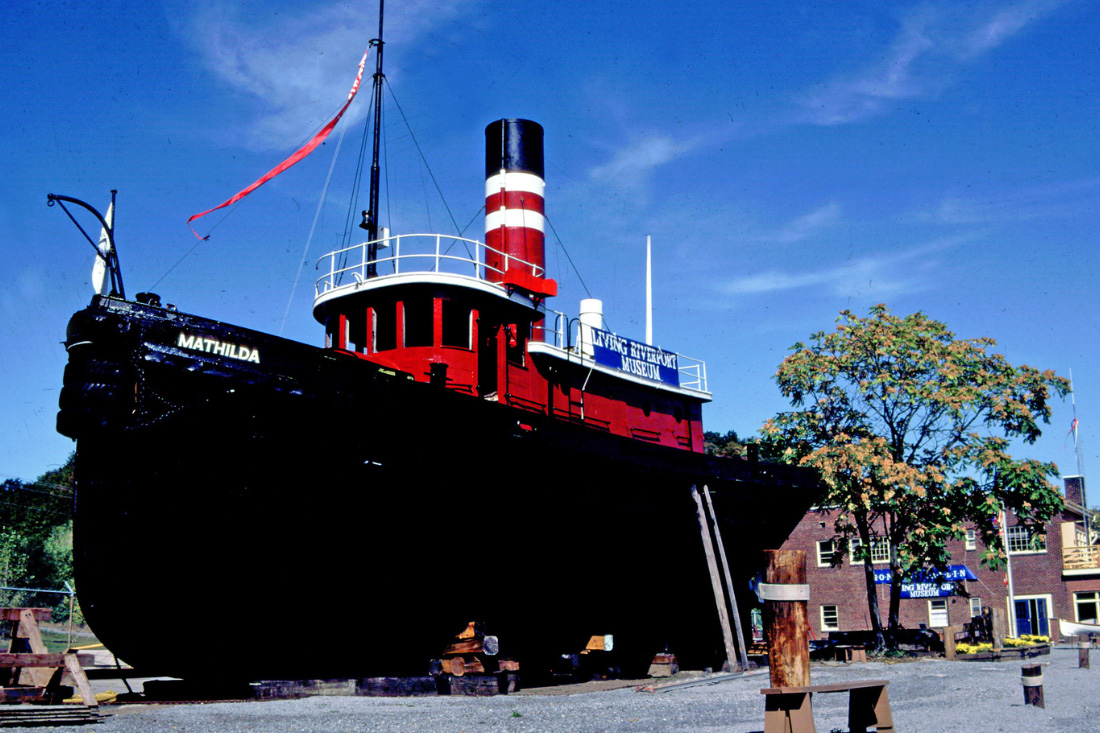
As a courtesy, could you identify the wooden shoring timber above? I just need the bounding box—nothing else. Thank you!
[703,485,749,672]
[690,485,739,673]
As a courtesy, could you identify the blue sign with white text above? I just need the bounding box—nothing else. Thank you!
[589,328,679,387]
[872,565,978,599]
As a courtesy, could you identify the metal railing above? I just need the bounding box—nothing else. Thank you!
[316,235,708,393]
[537,310,708,392]
[1063,545,1100,571]
[315,233,546,296]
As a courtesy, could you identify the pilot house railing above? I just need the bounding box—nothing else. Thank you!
[538,310,708,393]
[315,234,546,296]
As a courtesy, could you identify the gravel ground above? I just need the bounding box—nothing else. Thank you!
[42,647,1100,731]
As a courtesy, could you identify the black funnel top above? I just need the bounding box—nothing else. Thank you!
[486,119,544,179]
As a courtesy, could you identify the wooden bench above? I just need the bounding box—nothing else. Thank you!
[830,645,867,663]
[761,679,892,733]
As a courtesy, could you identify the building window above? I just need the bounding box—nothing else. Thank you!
[929,599,949,628]
[849,537,890,564]
[1006,526,1046,554]
[970,597,982,618]
[1076,591,1100,625]
[821,605,839,632]
[816,539,838,567]
[965,529,977,551]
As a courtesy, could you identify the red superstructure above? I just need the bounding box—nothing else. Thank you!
[313,119,710,452]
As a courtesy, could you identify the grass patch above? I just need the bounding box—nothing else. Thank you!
[38,628,99,653]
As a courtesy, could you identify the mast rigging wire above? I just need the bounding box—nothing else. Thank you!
[279,93,356,335]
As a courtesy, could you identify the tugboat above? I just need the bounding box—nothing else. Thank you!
[52,9,816,683]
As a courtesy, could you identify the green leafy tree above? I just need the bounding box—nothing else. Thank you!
[704,429,742,457]
[762,305,1068,649]
[0,454,78,621]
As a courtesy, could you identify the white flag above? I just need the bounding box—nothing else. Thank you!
[92,201,114,295]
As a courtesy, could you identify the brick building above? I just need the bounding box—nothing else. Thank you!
[777,477,1100,642]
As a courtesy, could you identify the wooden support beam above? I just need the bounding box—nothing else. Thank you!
[0,608,52,623]
[703,485,748,672]
[691,485,738,673]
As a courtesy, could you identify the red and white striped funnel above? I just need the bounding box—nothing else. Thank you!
[485,119,546,288]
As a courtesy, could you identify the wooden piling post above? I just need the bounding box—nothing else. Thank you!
[943,624,963,661]
[761,550,810,688]
[991,607,1007,651]
[1021,663,1044,708]
[1079,641,1090,670]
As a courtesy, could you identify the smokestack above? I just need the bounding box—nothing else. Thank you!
[485,119,545,283]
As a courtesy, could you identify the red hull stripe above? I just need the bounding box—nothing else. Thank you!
[485,191,545,215]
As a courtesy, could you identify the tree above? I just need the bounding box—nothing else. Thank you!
[0,454,78,622]
[704,429,742,458]
[762,305,1069,649]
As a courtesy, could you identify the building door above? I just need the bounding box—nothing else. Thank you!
[1014,597,1050,637]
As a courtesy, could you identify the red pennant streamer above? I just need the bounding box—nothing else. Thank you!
[188,48,371,239]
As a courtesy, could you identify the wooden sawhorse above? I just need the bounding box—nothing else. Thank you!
[1,608,97,708]
[761,679,893,733]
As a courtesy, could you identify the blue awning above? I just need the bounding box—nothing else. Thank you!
[872,565,978,598]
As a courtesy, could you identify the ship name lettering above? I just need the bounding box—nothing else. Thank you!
[177,332,261,364]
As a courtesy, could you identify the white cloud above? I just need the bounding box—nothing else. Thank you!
[183,0,478,150]
[960,1,1066,58]
[721,235,970,298]
[764,203,842,245]
[928,177,1100,225]
[588,135,701,184]
[796,2,1066,126]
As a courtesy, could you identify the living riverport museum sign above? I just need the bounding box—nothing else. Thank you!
[589,328,679,387]
[873,565,978,598]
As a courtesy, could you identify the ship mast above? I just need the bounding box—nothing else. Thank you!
[361,0,385,277]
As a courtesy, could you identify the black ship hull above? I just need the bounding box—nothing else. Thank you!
[59,296,815,681]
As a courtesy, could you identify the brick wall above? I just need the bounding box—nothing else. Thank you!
[777,504,1100,641]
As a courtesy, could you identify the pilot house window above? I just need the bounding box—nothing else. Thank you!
[403,299,433,348]
[373,302,396,352]
[441,299,472,348]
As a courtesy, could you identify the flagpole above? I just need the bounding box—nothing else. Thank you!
[1000,506,1017,637]
[1070,369,1090,545]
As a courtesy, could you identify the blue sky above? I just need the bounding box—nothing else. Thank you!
[2,0,1097,489]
